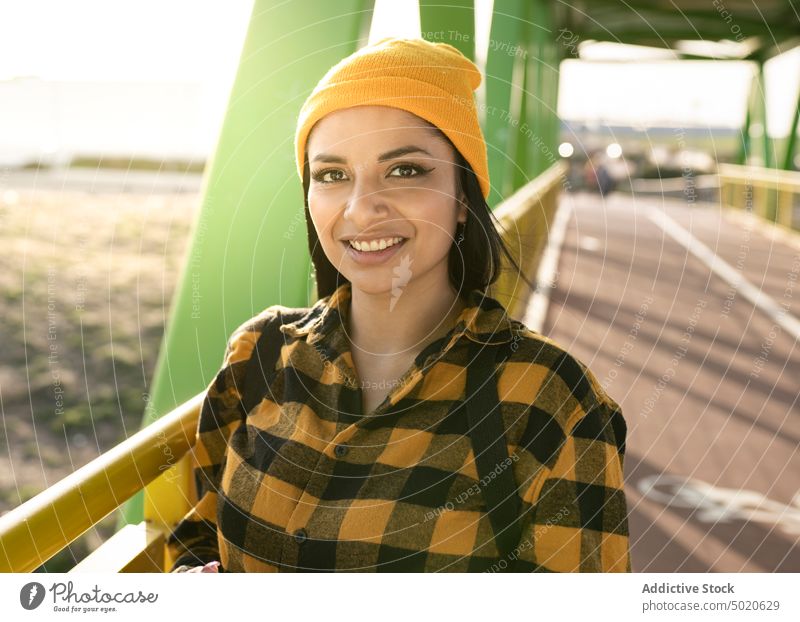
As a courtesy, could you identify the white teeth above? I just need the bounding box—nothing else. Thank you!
[349,237,404,252]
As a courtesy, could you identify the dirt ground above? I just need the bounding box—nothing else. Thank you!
[0,184,198,569]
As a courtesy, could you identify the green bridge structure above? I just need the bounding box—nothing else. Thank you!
[1,0,799,573]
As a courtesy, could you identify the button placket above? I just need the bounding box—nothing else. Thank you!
[281,448,337,560]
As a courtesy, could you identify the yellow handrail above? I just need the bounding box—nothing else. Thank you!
[717,163,800,230]
[490,160,567,319]
[0,392,204,573]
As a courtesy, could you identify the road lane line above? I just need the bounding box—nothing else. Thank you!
[646,205,800,342]
[523,198,573,332]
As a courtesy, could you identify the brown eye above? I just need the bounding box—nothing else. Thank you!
[388,163,430,178]
[312,169,348,184]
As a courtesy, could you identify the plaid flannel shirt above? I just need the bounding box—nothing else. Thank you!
[166,281,631,572]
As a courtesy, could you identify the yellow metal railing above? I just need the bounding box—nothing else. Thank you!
[490,160,567,319]
[0,392,204,573]
[718,163,800,231]
[0,164,567,573]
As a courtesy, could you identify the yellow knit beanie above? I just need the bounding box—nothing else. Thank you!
[294,36,490,199]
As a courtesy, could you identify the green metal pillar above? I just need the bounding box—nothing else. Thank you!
[536,0,561,177]
[484,0,527,207]
[783,79,800,170]
[511,50,531,191]
[544,9,563,174]
[757,60,774,169]
[419,0,475,60]
[739,60,773,169]
[118,0,373,529]
[737,88,752,165]
[521,0,560,182]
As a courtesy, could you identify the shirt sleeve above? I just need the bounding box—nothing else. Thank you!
[514,400,631,572]
[165,319,260,572]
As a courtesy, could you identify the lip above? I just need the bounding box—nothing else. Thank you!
[343,238,408,265]
[341,237,405,244]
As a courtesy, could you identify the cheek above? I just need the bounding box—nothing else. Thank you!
[413,204,459,247]
[308,198,338,241]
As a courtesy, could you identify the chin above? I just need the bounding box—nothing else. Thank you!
[347,277,397,296]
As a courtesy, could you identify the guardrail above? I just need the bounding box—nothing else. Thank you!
[0,164,568,573]
[717,163,800,231]
[489,160,568,320]
[0,392,204,572]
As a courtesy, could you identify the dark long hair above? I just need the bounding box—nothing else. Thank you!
[302,129,536,302]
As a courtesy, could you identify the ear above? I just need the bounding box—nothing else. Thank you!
[457,194,468,224]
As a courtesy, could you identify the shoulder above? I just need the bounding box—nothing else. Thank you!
[222,303,316,366]
[502,319,624,439]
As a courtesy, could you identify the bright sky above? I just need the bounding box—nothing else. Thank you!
[560,46,800,133]
[0,0,798,157]
[0,0,253,82]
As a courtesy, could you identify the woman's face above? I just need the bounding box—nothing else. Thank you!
[306,105,467,298]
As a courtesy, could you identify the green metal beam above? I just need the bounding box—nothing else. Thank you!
[744,36,800,62]
[117,0,373,530]
[757,60,773,169]
[543,2,562,177]
[530,8,546,176]
[563,1,798,43]
[738,88,752,165]
[571,0,792,23]
[524,0,560,180]
[491,0,561,194]
[739,61,771,168]
[569,28,798,46]
[484,0,527,207]
[419,0,475,60]
[783,77,800,170]
[574,50,754,62]
[512,51,530,191]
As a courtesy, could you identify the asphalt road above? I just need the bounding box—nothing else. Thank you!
[541,190,800,572]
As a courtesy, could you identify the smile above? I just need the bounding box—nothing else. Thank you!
[348,236,405,252]
[342,237,409,265]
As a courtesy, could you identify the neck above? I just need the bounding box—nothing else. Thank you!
[347,273,467,360]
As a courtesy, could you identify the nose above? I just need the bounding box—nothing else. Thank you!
[343,171,390,228]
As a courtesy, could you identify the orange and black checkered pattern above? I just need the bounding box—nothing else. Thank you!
[166,282,631,572]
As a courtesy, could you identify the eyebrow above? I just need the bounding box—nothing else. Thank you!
[310,145,433,165]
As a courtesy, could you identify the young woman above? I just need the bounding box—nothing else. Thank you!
[167,37,631,573]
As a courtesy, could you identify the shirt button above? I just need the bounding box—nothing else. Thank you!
[293,528,307,544]
[334,443,348,458]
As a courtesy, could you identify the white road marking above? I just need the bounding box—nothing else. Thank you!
[523,198,572,333]
[638,474,800,537]
[578,235,601,252]
[646,205,800,342]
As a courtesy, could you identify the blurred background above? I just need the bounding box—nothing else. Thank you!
[0,0,798,572]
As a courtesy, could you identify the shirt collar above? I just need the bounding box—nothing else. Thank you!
[278,281,515,350]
